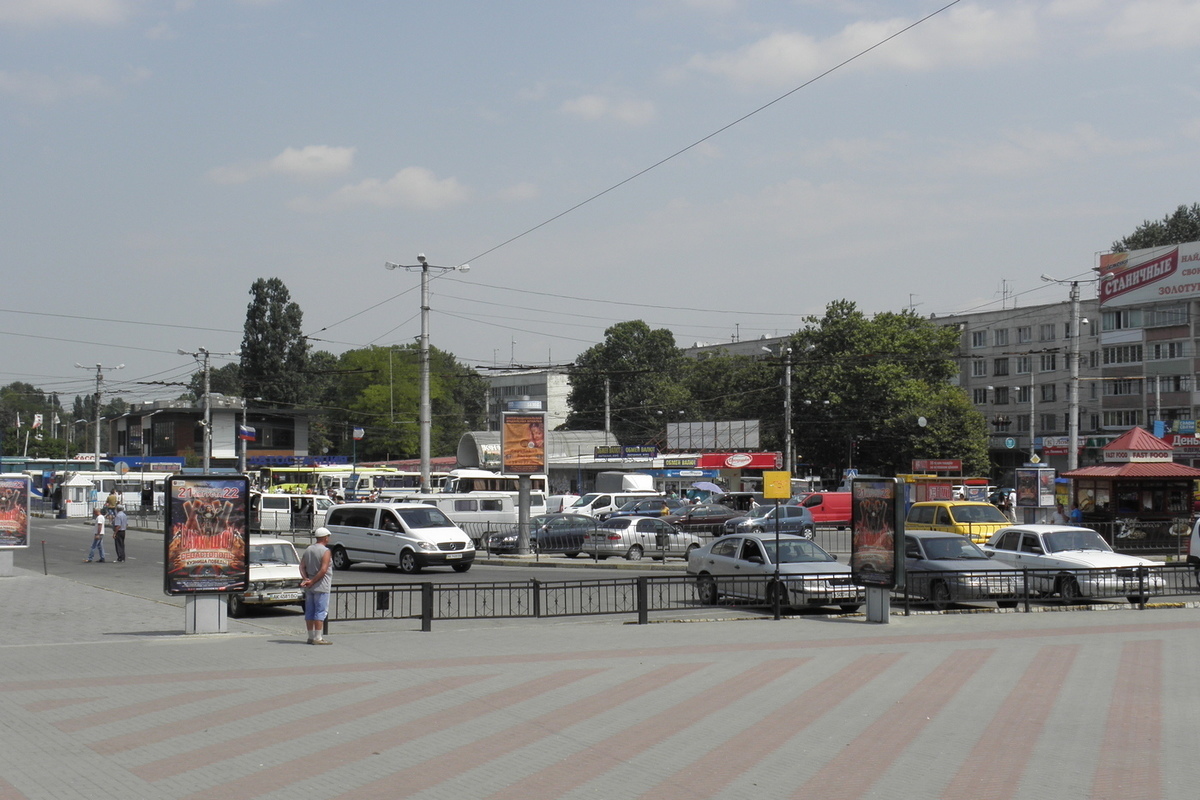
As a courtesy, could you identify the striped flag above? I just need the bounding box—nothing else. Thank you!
[353,427,365,440]
[238,425,257,441]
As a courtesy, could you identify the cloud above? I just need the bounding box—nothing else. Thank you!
[560,94,657,126]
[685,3,1038,88]
[1103,0,1200,48]
[326,166,472,210]
[208,145,356,185]
[938,124,1157,176]
[0,69,109,103]
[0,0,128,26]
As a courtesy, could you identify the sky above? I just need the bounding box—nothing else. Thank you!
[2,0,1199,409]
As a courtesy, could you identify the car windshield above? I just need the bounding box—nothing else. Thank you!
[1044,529,1111,553]
[920,537,988,560]
[600,518,631,529]
[766,539,834,564]
[572,494,601,508]
[948,505,1009,524]
[396,507,455,529]
[248,543,299,565]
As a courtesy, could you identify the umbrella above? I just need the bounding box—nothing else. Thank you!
[691,481,724,494]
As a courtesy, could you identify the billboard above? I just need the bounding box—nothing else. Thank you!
[163,475,249,596]
[501,413,546,474]
[667,420,760,451]
[0,474,30,549]
[1099,240,1200,307]
[1014,467,1055,508]
[850,478,903,590]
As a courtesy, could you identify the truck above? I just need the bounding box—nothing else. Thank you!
[594,471,655,493]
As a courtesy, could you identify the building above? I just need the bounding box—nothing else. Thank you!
[483,369,571,432]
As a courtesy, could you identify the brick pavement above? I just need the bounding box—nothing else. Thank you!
[2,566,1198,800]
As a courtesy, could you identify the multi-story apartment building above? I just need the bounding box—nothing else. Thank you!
[935,298,1103,477]
[483,368,571,432]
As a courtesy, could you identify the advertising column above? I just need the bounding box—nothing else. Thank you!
[164,475,250,633]
[502,407,546,556]
[850,477,904,624]
[0,474,31,578]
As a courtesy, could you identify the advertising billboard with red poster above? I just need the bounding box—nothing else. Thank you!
[696,452,782,470]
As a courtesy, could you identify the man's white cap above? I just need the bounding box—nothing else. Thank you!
[314,527,331,539]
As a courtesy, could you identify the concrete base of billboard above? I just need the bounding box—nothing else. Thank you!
[0,550,12,577]
[184,594,227,634]
[865,586,890,623]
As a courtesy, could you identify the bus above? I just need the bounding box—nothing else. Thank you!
[443,468,547,494]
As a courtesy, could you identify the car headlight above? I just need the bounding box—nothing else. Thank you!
[417,541,438,551]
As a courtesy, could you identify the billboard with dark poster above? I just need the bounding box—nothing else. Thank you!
[850,478,903,589]
[0,474,30,549]
[163,475,249,596]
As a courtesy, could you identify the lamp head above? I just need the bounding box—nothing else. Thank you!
[417,253,427,264]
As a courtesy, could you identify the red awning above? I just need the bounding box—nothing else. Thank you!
[1060,462,1200,479]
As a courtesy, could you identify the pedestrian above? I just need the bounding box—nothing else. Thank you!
[1069,502,1084,525]
[86,507,106,563]
[112,504,128,562]
[104,488,119,518]
[299,527,334,645]
[1053,502,1069,525]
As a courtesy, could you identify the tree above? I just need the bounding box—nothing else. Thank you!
[188,363,242,401]
[240,278,309,408]
[565,321,691,445]
[1112,203,1200,252]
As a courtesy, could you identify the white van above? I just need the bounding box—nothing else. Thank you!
[388,491,547,546]
[324,502,475,574]
[570,491,662,520]
[251,493,334,533]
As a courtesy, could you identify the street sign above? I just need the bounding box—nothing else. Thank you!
[1005,437,1016,449]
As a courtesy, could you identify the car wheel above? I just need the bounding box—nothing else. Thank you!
[696,575,720,605]
[563,551,581,559]
[452,563,472,573]
[625,545,644,561]
[1058,575,1082,603]
[997,600,1019,609]
[803,526,814,539]
[766,581,790,609]
[930,581,952,611]
[1126,595,1147,605]
[685,543,699,558]
[227,593,246,618]
[399,551,421,574]
[838,604,861,614]
[331,546,353,571]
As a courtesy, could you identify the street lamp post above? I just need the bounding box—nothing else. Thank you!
[762,345,793,474]
[75,362,124,468]
[385,255,470,492]
[179,348,239,473]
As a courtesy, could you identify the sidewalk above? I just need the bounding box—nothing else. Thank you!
[2,564,1197,800]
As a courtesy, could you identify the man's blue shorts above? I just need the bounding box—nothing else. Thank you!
[304,591,330,621]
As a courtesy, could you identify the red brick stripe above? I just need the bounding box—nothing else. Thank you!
[1092,640,1162,800]
[55,689,232,733]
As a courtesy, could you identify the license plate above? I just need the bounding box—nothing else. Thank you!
[445,553,462,559]
[265,592,301,601]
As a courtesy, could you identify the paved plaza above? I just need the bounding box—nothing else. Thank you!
[1,565,1197,800]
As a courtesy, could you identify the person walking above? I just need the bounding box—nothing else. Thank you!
[112,505,128,562]
[86,507,106,562]
[299,527,334,645]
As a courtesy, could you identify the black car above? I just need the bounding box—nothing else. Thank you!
[486,513,600,556]
[662,503,745,537]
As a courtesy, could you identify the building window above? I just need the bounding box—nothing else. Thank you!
[972,388,988,404]
[1102,345,1143,365]
[1039,413,1058,432]
[994,387,1011,404]
[1105,379,1143,396]
[1103,410,1144,428]
[1150,375,1192,392]
[1039,324,1056,342]
[971,330,987,348]
[1149,341,1186,360]
[1017,326,1032,343]
[992,358,1009,376]
[971,360,987,377]
[1016,414,1030,432]
[994,329,1009,346]
[1144,305,1188,328]
[1039,353,1057,372]
[1089,413,1101,432]
[1016,356,1031,374]
[1102,309,1142,331]
[1040,384,1056,402]
[1014,386,1030,403]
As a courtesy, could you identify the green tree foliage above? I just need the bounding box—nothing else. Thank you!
[684,353,777,447]
[1112,203,1200,252]
[790,301,988,479]
[240,278,309,408]
[188,362,243,401]
[565,321,691,445]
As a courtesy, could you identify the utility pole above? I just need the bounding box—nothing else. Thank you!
[1068,281,1081,471]
[75,362,124,468]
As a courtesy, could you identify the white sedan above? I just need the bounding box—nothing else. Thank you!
[980,525,1164,603]
[687,533,862,613]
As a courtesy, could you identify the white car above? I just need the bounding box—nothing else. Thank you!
[228,536,305,617]
[980,525,1164,603]
[687,533,862,612]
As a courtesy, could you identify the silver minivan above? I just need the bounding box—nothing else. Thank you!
[324,502,475,574]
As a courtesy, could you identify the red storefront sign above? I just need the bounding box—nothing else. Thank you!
[696,452,783,470]
[910,459,963,473]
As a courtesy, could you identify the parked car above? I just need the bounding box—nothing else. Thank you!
[486,513,599,556]
[793,491,853,528]
[903,530,1024,610]
[981,525,1164,603]
[324,502,475,574]
[227,536,304,618]
[662,503,745,537]
[724,504,815,538]
[687,533,861,612]
[604,497,687,520]
[905,501,1012,544]
[582,516,704,561]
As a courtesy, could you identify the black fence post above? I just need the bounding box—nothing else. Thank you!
[532,578,541,618]
[421,582,434,632]
[637,576,648,625]
[1022,569,1031,613]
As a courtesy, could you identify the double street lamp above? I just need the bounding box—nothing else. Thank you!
[385,255,470,492]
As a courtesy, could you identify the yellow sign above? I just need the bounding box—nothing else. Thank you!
[762,470,791,500]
